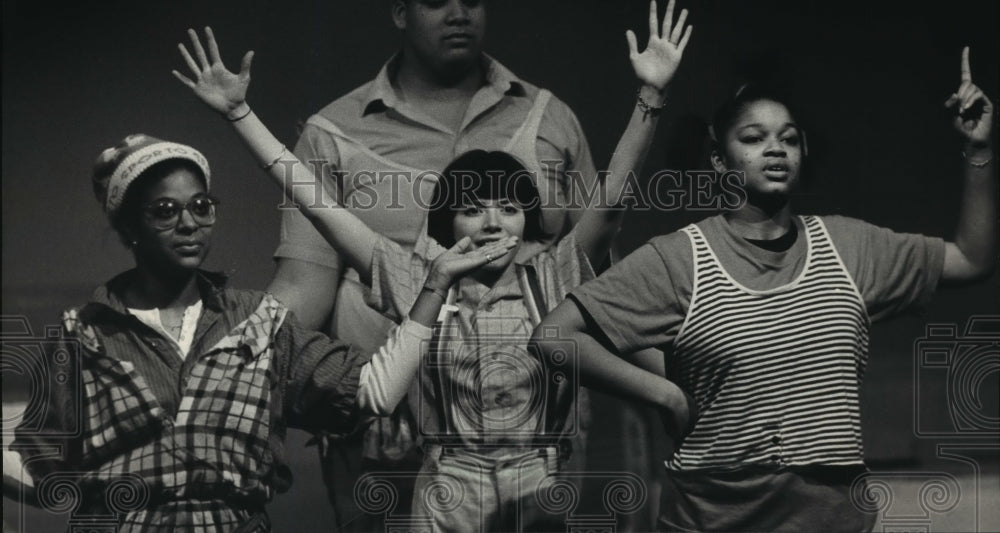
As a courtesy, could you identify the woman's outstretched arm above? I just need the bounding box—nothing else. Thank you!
[574,0,692,265]
[173,27,381,283]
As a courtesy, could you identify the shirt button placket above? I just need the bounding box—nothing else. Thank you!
[763,421,781,464]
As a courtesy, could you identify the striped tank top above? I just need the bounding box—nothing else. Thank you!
[669,216,871,471]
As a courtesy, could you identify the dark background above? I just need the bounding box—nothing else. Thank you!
[3,1,998,530]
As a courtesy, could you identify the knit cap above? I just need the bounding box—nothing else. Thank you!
[92,134,211,217]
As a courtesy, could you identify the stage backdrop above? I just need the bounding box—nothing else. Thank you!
[3,1,998,530]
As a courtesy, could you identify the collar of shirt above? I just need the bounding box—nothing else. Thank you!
[361,53,528,126]
[80,269,228,325]
[456,268,522,311]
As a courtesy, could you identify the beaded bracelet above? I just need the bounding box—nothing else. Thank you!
[636,88,666,116]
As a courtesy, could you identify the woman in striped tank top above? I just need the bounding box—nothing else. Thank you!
[535,48,995,531]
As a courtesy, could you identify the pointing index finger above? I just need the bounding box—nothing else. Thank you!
[960,46,972,83]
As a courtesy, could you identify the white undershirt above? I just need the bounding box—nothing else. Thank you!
[125,302,428,413]
[357,318,433,416]
[127,301,203,360]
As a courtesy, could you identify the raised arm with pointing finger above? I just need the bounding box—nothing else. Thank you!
[941,46,996,283]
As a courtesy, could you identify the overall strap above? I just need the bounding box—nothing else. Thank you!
[516,264,549,327]
[427,287,459,438]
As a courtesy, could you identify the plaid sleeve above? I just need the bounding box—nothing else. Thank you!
[367,234,429,322]
[278,313,373,436]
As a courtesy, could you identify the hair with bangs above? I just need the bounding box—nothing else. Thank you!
[427,150,550,247]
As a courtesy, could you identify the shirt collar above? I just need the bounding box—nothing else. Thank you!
[362,53,527,116]
[83,269,229,321]
[456,264,522,308]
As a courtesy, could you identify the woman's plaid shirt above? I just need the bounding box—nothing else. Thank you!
[12,270,371,530]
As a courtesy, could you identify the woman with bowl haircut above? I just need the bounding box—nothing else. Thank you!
[171,2,695,529]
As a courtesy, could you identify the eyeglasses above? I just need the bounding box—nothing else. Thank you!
[141,195,220,230]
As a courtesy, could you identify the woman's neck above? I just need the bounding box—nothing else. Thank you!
[725,200,795,240]
[125,265,200,310]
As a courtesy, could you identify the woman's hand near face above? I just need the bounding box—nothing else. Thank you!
[173,27,253,117]
[424,236,519,292]
[406,236,517,328]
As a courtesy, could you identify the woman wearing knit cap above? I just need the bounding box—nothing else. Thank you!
[9,134,502,531]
